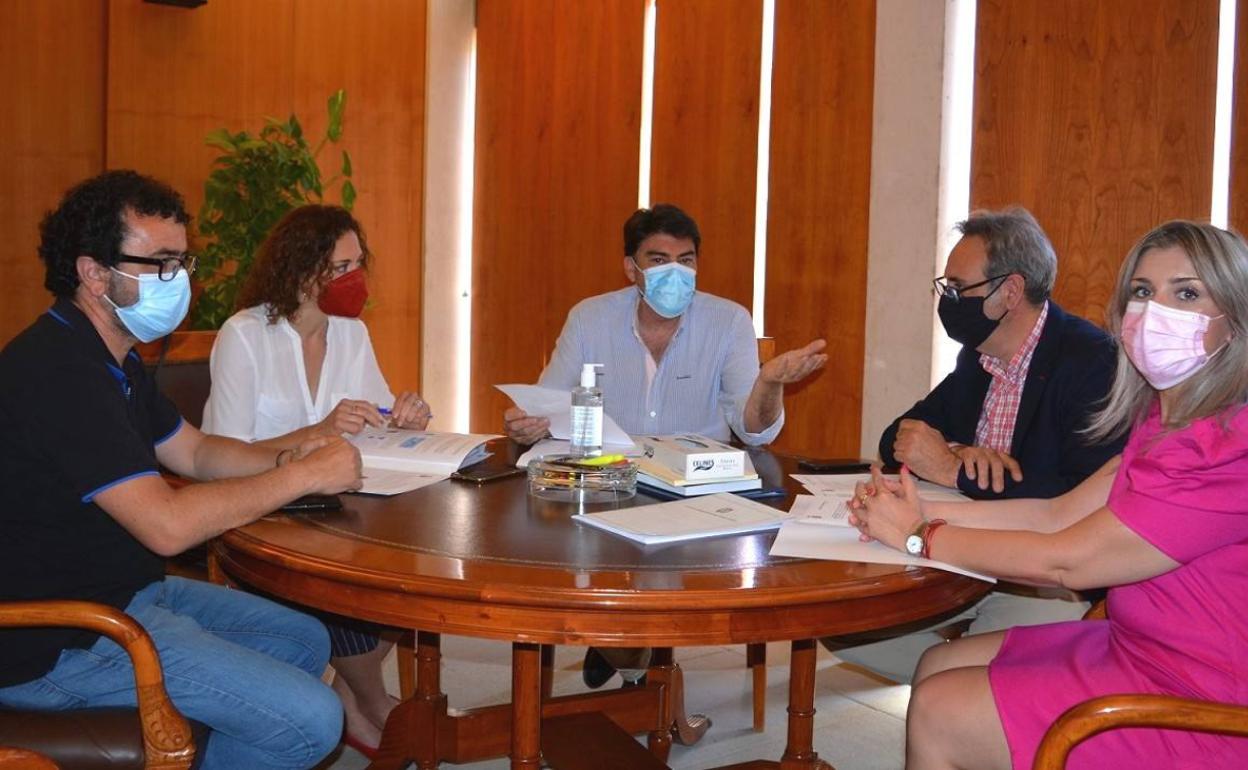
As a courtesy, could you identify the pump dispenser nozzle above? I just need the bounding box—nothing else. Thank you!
[580,363,603,388]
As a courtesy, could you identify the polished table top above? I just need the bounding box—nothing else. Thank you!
[216,447,988,646]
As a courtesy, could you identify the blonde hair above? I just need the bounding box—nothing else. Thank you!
[1086,221,1248,443]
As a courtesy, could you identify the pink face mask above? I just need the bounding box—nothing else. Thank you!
[1121,300,1225,390]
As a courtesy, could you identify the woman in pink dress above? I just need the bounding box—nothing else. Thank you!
[850,220,1248,769]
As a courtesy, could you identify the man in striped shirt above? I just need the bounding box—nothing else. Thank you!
[503,204,827,691]
[505,203,827,447]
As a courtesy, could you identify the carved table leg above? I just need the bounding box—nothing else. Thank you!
[646,647,711,759]
[780,639,832,770]
[747,641,767,731]
[374,631,446,770]
[646,647,675,761]
[540,644,555,700]
[397,629,416,701]
[512,642,543,770]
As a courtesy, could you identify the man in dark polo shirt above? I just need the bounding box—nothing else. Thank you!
[0,171,363,770]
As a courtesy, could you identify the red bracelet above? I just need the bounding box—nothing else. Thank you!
[922,518,947,559]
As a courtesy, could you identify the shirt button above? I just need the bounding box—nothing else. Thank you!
[649,411,657,418]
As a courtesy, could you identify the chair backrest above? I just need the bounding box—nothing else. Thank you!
[137,332,215,429]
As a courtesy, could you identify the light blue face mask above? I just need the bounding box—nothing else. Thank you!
[106,269,191,343]
[636,261,696,318]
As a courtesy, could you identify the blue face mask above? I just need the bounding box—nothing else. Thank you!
[106,269,191,343]
[636,261,696,318]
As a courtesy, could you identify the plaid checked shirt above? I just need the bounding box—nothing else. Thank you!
[974,301,1049,453]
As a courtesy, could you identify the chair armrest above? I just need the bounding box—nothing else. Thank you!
[1081,599,1107,620]
[1033,694,1248,770]
[0,601,195,769]
[0,747,59,769]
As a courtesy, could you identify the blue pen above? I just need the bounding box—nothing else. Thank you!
[378,406,435,420]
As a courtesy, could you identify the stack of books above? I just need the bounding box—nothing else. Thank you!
[635,434,762,496]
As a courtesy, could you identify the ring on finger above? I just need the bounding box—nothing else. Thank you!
[857,493,869,505]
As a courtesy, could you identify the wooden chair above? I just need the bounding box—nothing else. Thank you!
[0,601,197,770]
[1032,599,1248,769]
[0,747,59,769]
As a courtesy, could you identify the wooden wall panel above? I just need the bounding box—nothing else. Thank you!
[972,0,1219,326]
[0,0,107,347]
[1230,0,1248,234]
[764,0,875,457]
[291,0,427,392]
[106,0,425,390]
[649,0,762,308]
[471,0,644,433]
[105,0,298,220]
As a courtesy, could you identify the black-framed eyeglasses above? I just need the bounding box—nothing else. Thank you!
[117,254,198,281]
[931,273,1010,302]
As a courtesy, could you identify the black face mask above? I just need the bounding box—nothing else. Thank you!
[937,280,1008,350]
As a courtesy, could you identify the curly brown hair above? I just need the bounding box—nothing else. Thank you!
[237,204,371,323]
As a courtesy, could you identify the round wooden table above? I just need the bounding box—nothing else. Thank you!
[213,450,987,769]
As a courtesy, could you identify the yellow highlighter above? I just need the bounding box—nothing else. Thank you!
[575,454,626,466]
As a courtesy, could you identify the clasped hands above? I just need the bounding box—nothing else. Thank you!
[894,418,1022,493]
[846,466,924,551]
[277,434,364,493]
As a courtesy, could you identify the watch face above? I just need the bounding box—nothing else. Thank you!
[905,534,924,555]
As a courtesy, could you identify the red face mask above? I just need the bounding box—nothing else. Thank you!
[316,268,368,318]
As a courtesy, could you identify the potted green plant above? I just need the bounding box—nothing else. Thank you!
[189,89,356,330]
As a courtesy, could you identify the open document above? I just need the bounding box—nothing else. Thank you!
[789,472,969,525]
[769,520,994,583]
[348,427,500,495]
[496,384,633,446]
[575,493,794,545]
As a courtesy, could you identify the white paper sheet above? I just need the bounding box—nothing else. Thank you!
[354,468,447,496]
[576,493,795,545]
[790,473,971,504]
[788,494,854,526]
[496,383,633,446]
[769,521,995,582]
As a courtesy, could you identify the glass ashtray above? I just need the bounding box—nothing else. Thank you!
[527,454,638,503]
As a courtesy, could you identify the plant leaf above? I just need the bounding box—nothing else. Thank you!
[204,128,236,152]
[342,179,356,210]
[341,150,352,177]
[326,89,346,142]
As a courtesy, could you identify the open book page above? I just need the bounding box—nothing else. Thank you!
[769,521,995,583]
[355,467,447,496]
[575,493,794,545]
[496,384,632,446]
[349,428,500,476]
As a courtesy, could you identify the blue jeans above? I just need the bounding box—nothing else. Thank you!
[0,577,342,770]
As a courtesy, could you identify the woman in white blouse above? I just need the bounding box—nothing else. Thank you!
[203,204,428,756]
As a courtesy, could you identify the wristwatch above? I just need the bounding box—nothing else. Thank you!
[905,519,948,557]
[904,521,929,556]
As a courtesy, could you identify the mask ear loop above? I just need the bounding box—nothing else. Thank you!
[982,274,1014,323]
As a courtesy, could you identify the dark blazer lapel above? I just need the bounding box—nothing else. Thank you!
[1009,303,1063,457]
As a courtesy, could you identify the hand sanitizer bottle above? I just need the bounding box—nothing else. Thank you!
[570,363,604,457]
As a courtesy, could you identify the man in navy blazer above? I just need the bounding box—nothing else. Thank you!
[881,210,1123,499]
[833,208,1124,683]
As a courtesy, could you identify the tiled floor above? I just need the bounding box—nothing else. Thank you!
[322,638,909,769]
